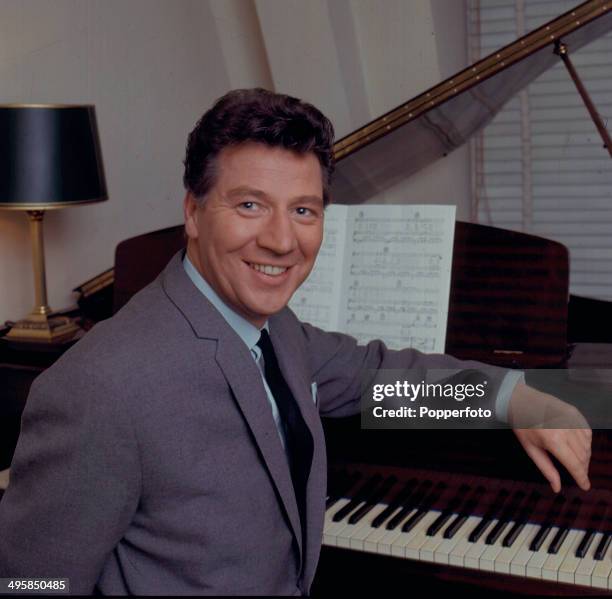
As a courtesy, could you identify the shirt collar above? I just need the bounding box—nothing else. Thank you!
[183,254,266,352]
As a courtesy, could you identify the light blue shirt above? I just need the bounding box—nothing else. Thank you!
[183,255,288,450]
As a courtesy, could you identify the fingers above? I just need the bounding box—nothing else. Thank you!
[510,388,593,492]
[514,427,593,492]
[519,439,562,493]
[549,430,591,491]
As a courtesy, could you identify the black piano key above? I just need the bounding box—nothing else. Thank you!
[371,479,418,528]
[485,519,510,545]
[576,530,596,558]
[426,484,470,537]
[485,490,526,545]
[401,509,427,533]
[348,475,397,525]
[332,474,383,522]
[531,525,553,551]
[503,490,541,548]
[470,518,494,543]
[548,497,582,554]
[443,486,485,539]
[401,481,446,533]
[594,533,612,561]
[530,494,566,551]
[444,515,468,539]
[576,500,608,559]
[386,480,432,530]
[426,511,454,537]
[502,523,525,547]
[386,505,414,530]
[326,470,362,510]
[548,528,569,555]
[468,488,510,543]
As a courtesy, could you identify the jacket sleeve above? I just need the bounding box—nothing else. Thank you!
[0,365,141,595]
[299,321,511,419]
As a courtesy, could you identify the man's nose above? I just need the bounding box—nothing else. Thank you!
[257,211,298,254]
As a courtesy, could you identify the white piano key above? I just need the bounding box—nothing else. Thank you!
[479,526,512,572]
[435,515,482,565]
[334,503,389,549]
[363,518,409,555]
[558,529,592,585]
[322,498,353,546]
[395,510,443,559]
[542,529,581,581]
[420,516,459,563]
[348,504,402,551]
[588,534,612,590]
[464,519,499,570]
[525,526,560,579]
[494,523,539,575]
[448,516,488,568]
[574,532,603,588]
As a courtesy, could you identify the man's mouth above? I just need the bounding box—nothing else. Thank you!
[247,262,289,277]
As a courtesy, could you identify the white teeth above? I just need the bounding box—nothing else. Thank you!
[249,263,288,276]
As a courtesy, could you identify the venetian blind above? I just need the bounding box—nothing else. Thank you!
[468,0,612,300]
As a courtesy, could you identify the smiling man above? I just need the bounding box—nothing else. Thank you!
[0,89,591,596]
[183,142,325,326]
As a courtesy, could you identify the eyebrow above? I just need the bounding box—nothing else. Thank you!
[226,186,323,205]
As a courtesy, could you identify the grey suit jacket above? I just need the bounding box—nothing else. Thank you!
[0,252,506,595]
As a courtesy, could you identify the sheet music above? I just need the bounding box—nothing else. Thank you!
[290,204,455,352]
[342,205,455,351]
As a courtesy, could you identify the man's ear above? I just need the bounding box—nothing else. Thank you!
[184,192,200,240]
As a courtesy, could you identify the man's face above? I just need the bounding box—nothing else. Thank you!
[184,142,325,328]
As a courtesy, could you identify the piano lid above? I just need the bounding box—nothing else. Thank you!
[331,0,612,205]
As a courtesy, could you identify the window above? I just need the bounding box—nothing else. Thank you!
[468,0,612,300]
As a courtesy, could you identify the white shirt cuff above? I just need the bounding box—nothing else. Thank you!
[495,370,526,422]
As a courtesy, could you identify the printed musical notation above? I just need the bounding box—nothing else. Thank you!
[289,204,455,352]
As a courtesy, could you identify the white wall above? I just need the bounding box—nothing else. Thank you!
[0,0,469,325]
[256,0,470,213]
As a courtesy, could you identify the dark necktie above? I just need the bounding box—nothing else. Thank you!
[257,329,313,528]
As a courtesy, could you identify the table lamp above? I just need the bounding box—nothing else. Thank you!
[0,105,107,343]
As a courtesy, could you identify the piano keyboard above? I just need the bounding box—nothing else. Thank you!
[323,466,612,591]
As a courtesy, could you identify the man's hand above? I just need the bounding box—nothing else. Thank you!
[508,382,592,493]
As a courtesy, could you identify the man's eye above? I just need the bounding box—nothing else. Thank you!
[296,207,313,216]
[239,201,257,210]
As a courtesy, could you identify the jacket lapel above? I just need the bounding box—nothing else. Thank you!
[214,337,304,557]
[160,252,304,559]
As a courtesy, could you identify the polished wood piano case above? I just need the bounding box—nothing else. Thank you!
[311,1,612,594]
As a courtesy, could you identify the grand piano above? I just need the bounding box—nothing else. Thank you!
[3,0,612,595]
[311,0,612,595]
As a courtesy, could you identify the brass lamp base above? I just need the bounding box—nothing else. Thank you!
[5,312,80,343]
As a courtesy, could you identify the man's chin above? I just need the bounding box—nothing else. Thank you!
[246,298,292,322]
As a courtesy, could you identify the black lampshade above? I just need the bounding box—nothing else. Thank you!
[0,105,107,209]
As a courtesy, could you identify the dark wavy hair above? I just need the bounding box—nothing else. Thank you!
[183,88,335,205]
